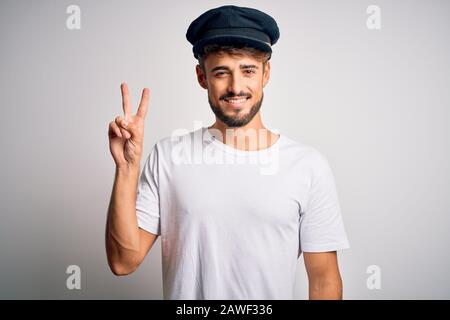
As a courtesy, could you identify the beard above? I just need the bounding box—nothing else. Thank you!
[208,91,264,128]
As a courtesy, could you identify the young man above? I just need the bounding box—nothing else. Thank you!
[106,5,350,300]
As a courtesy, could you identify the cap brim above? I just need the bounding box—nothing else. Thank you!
[193,35,272,59]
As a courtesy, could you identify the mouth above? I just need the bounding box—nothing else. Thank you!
[223,97,250,108]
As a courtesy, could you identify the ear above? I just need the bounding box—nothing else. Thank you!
[196,65,208,89]
[262,61,271,88]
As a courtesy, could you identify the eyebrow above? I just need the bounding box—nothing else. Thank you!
[210,64,259,73]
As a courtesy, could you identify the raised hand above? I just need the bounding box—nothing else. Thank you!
[108,83,149,169]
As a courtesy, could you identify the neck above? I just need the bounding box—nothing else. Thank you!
[208,114,280,151]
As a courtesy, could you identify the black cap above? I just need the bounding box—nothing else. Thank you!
[186,5,280,60]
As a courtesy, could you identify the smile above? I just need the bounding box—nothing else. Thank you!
[224,97,249,106]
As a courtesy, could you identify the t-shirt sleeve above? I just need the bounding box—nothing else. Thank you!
[299,151,350,253]
[135,143,161,235]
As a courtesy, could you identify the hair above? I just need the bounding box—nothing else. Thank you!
[197,44,271,75]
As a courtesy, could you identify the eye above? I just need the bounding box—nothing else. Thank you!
[245,70,256,74]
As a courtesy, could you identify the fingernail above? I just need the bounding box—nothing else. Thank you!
[123,121,128,127]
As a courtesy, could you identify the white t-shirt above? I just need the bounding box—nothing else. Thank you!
[136,126,350,300]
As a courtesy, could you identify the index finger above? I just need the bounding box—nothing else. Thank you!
[121,82,132,120]
[136,88,150,119]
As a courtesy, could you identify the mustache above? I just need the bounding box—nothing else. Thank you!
[221,93,251,100]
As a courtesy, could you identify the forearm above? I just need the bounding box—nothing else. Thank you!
[308,277,343,300]
[105,165,141,273]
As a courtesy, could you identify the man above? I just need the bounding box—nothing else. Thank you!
[106,5,350,300]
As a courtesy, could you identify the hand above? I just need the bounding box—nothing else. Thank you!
[108,83,149,170]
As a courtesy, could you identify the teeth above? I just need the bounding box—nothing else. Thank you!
[225,98,247,103]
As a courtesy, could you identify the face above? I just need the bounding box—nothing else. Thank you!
[196,52,270,128]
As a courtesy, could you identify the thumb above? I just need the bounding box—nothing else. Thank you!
[121,120,142,143]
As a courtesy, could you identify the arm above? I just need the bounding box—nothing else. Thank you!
[105,166,158,276]
[303,251,344,300]
[105,83,157,276]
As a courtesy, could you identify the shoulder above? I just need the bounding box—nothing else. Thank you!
[144,128,201,161]
[155,127,200,150]
[283,136,329,167]
[281,134,332,174]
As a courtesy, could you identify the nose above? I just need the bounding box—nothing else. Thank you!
[227,73,244,96]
